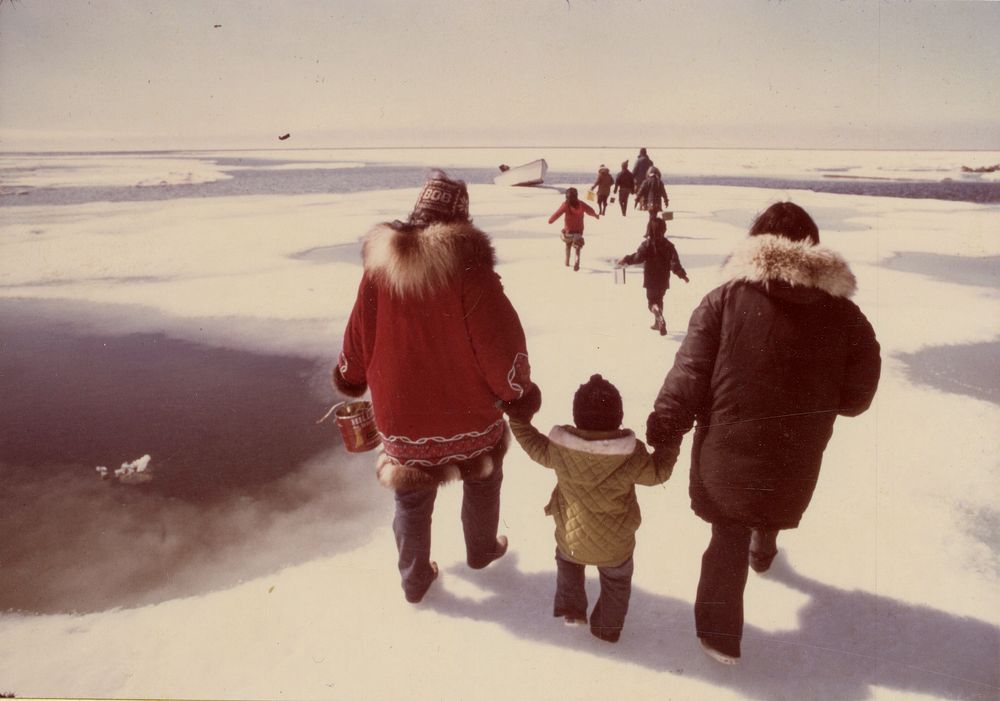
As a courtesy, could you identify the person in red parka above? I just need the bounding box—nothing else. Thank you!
[333,170,540,604]
[645,202,881,664]
[548,187,599,271]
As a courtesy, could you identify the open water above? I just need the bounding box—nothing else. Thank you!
[3,152,1000,207]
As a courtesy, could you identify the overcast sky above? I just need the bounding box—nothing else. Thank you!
[1,0,998,151]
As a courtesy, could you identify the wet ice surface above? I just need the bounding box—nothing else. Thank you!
[897,339,1000,405]
[0,306,384,614]
[882,251,1000,289]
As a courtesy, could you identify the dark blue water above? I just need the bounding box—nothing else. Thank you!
[3,157,999,207]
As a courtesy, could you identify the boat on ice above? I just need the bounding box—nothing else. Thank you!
[494,159,548,187]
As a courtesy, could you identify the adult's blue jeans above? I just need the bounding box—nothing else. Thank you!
[392,451,504,602]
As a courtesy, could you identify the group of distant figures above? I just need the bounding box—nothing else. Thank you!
[587,147,667,218]
[546,148,687,336]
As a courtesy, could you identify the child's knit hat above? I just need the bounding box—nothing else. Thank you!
[572,374,624,431]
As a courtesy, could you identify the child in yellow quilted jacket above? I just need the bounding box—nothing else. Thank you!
[501,374,677,642]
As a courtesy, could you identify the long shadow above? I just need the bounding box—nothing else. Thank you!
[427,555,998,700]
[0,308,386,614]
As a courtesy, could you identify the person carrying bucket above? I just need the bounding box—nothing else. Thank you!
[333,169,539,604]
[548,187,599,271]
[617,213,689,335]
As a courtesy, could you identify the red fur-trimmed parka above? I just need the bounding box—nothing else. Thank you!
[335,220,532,471]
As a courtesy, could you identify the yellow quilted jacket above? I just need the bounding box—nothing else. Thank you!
[510,418,676,566]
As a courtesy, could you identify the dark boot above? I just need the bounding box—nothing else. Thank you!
[651,305,666,335]
[749,529,779,573]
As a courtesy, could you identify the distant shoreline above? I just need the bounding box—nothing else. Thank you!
[5,166,998,206]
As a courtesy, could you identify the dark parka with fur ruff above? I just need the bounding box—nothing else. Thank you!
[647,235,881,529]
[336,221,531,488]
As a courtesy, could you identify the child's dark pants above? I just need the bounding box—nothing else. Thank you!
[554,548,634,642]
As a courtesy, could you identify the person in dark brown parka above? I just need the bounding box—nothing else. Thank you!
[645,201,881,664]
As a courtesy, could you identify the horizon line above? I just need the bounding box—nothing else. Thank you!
[2,144,999,155]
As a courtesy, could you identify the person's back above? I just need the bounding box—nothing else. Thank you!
[617,216,689,335]
[633,148,652,182]
[614,161,635,215]
[335,170,533,604]
[636,168,668,215]
[549,187,599,270]
[504,374,676,643]
[346,220,524,467]
[615,163,634,192]
[645,201,880,663]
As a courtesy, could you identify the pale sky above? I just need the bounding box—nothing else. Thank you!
[1,0,998,151]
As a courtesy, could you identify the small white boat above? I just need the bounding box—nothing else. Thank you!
[494,159,548,187]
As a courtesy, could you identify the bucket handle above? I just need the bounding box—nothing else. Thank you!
[316,401,345,425]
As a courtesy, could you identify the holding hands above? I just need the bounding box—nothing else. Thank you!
[500,383,542,422]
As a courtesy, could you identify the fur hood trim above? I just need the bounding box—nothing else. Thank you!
[548,425,637,456]
[722,234,857,299]
[362,221,496,298]
[375,425,510,492]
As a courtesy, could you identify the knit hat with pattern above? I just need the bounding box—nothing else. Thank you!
[409,170,470,226]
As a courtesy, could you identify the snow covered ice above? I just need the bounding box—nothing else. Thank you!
[0,148,998,700]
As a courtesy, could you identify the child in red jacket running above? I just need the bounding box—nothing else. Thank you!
[549,188,599,271]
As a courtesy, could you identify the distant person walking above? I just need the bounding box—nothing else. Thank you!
[613,161,635,216]
[503,374,676,643]
[333,170,536,604]
[549,187,599,272]
[590,165,614,216]
[632,148,653,185]
[645,202,881,665]
[635,167,669,220]
[617,214,688,335]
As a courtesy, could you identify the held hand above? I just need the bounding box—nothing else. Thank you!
[500,383,542,422]
[646,411,678,449]
[617,258,627,267]
[682,275,690,283]
[332,366,368,398]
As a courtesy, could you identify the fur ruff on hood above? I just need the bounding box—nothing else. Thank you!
[548,426,636,456]
[375,425,510,492]
[722,234,857,299]
[362,221,497,298]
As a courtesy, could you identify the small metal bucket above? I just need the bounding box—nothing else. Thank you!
[329,400,381,452]
[614,266,627,285]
